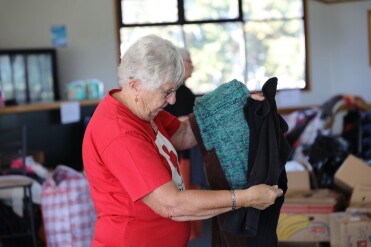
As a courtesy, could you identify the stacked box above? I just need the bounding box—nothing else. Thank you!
[277,189,344,242]
[330,212,371,247]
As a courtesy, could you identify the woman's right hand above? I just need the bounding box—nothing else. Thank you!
[240,184,283,210]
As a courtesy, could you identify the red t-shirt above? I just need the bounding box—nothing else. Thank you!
[83,89,190,247]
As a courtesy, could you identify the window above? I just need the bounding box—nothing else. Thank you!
[116,0,308,95]
[0,49,59,105]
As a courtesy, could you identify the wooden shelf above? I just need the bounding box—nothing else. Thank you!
[0,99,100,115]
[0,99,314,116]
[314,0,366,3]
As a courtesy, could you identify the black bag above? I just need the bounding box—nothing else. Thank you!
[308,132,349,188]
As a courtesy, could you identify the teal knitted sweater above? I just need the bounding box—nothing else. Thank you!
[193,79,250,189]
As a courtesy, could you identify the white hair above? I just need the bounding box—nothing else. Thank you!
[117,34,184,89]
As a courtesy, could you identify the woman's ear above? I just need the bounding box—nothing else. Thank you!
[128,79,141,94]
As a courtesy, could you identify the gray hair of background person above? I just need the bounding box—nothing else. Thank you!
[117,34,185,89]
[177,47,191,61]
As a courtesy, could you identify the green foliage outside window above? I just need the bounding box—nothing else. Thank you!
[118,0,307,95]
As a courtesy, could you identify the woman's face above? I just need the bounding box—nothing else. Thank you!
[138,82,179,121]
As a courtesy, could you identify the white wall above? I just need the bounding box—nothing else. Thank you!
[294,0,333,107]
[297,0,371,107]
[0,0,370,106]
[327,1,371,100]
[0,0,118,99]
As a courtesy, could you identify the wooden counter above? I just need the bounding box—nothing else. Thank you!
[0,99,100,115]
[0,100,313,170]
[0,98,315,116]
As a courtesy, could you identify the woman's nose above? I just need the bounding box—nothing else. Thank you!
[166,92,177,105]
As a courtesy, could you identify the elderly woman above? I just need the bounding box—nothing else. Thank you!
[82,34,283,247]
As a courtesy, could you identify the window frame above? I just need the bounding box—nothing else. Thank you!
[115,0,311,93]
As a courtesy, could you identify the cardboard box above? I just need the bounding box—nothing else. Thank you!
[28,150,45,164]
[283,189,343,206]
[346,203,371,214]
[286,170,311,195]
[277,189,343,242]
[350,184,371,205]
[345,184,371,214]
[330,212,371,247]
[334,155,371,193]
[279,242,327,247]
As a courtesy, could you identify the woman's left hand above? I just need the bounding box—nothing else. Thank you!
[251,92,265,101]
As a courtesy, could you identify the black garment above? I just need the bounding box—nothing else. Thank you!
[165,84,195,159]
[222,77,292,246]
[165,84,195,117]
[361,111,371,159]
[188,77,292,247]
[320,94,343,120]
[341,108,362,155]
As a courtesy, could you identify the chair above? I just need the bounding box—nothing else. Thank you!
[0,126,37,247]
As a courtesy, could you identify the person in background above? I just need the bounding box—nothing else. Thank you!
[82,34,284,247]
[165,48,195,118]
[165,47,204,240]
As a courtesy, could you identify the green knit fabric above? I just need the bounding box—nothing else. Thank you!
[193,79,250,189]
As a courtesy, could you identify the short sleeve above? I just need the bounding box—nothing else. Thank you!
[156,110,180,138]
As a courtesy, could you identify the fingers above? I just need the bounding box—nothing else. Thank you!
[250,92,265,101]
[271,185,283,197]
[248,184,283,210]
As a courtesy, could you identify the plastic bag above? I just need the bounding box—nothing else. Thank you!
[40,165,96,247]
